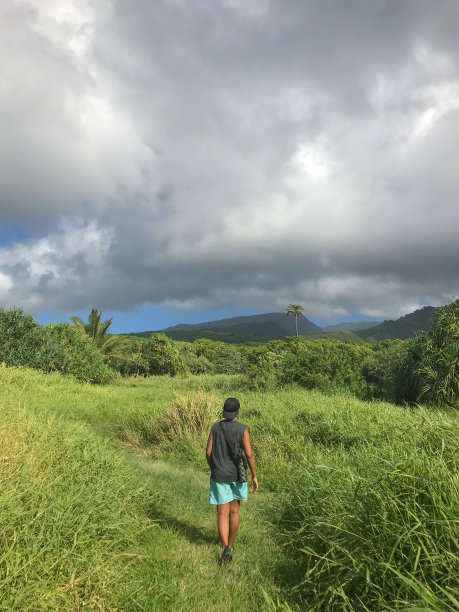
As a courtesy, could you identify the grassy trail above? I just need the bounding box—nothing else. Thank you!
[2,369,457,610]
[119,453,294,611]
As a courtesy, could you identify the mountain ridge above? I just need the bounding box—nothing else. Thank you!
[125,306,436,343]
[355,306,435,341]
[164,312,322,336]
[322,321,383,333]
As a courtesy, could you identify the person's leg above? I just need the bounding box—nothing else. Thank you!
[216,503,230,548]
[228,499,240,550]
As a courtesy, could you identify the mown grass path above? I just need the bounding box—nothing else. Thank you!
[120,454,295,611]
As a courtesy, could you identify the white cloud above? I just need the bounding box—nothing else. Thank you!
[0,272,13,299]
[0,222,114,312]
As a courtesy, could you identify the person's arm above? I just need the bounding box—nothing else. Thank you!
[242,428,258,492]
[206,429,213,468]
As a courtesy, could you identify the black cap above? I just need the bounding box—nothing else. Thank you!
[222,397,240,419]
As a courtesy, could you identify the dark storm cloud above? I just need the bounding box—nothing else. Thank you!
[0,0,458,320]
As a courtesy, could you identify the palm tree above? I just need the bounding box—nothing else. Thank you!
[285,304,306,337]
[71,308,127,360]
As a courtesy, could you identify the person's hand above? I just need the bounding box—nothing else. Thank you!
[251,477,258,493]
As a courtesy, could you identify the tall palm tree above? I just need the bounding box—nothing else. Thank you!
[285,304,306,337]
[71,308,127,359]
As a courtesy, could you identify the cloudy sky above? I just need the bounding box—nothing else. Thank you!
[1,0,458,332]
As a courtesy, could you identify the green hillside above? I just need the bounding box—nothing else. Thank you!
[356,306,436,341]
[164,312,322,336]
[322,320,382,332]
[126,307,436,344]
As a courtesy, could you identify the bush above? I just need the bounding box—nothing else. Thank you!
[242,349,282,390]
[243,360,277,390]
[0,308,65,372]
[192,339,249,374]
[362,340,408,400]
[178,343,214,374]
[389,336,424,404]
[389,299,459,407]
[213,344,249,374]
[141,333,187,376]
[48,323,113,384]
[416,299,458,407]
[111,337,149,377]
[280,340,373,398]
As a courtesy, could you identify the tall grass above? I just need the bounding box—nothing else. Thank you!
[1,366,457,610]
[0,402,152,610]
[154,390,220,442]
[275,440,459,610]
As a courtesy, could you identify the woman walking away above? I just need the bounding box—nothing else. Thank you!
[206,397,258,565]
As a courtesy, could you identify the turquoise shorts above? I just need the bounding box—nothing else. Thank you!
[209,479,248,505]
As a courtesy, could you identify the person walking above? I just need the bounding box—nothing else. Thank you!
[206,397,258,565]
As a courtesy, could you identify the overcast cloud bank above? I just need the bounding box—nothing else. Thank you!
[1,0,458,321]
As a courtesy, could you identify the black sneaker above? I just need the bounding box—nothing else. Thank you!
[220,546,232,565]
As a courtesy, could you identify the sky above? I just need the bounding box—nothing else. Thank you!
[1,0,458,333]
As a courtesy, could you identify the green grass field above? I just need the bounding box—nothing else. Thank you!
[0,366,457,611]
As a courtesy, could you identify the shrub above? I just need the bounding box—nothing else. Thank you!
[242,349,282,390]
[192,339,249,374]
[362,340,408,400]
[112,337,149,377]
[389,299,459,407]
[213,344,249,374]
[0,308,65,372]
[280,340,372,397]
[48,323,112,384]
[141,333,188,376]
[389,336,424,404]
[416,299,458,407]
[178,343,214,374]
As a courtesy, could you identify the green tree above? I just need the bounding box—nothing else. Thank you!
[70,308,127,361]
[285,304,306,337]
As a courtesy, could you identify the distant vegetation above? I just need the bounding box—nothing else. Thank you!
[159,310,323,338]
[128,305,434,344]
[322,320,383,333]
[0,299,457,407]
[355,305,436,341]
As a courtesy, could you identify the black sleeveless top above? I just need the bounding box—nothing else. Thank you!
[210,420,247,482]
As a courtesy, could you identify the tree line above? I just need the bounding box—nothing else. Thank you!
[0,300,457,407]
